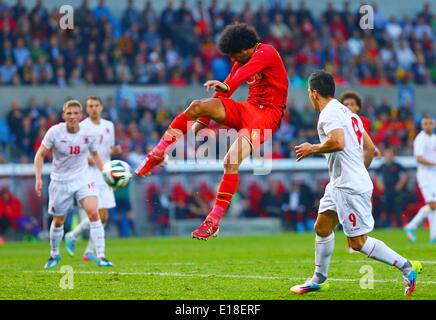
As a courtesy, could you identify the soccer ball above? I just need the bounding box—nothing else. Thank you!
[102,160,132,189]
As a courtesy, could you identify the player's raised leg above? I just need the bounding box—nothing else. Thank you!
[404,202,436,243]
[45,215,65,269]
[349,234,422,296]
[290,210,338,294]
[135,98,226,176]
[80,196,112,267]
[192,136,252,240]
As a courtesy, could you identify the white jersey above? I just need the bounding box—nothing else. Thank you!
[80,117,115,185]
[42,123,98,182]
[413,131,436,187]
[317,99,373,194]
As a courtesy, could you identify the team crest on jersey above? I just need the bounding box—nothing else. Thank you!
[246,73,263,85]
[106,128,110,134]
[83,137,89,144]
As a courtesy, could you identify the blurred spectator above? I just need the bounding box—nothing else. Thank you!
[0,57,18,84]
[260,180,287,223]
[0,186,41,241]
[113,183,135,237]
[282,180,316,231]
[374,148,411,227]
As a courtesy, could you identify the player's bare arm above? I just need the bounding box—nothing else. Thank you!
[415,155,436,167]
[34,145,50,197]
[295,128,345,161]
[362,131,376,169]
[396,171,411,191]
[204,80,229,93]
[110,145,123,154]
[90,150,105,171]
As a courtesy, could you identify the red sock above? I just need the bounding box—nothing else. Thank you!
[155,113,193,154]
[207,173,239,224]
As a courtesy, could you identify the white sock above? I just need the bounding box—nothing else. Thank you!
[429,211,436,241]
[360,236,411,275]
[406,205,431,229]
[311,232,335,283]
[85,222,106,255]
[70,218,90,241]
[50,222,64,257]
[90,220,105,259]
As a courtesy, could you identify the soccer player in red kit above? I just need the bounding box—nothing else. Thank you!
[135,23,288,240]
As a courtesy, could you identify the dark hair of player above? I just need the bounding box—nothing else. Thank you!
[308,70,335,98]
[86,96,103,105]
[422,114,434,121]
[218,23,260,55]
[339,90,362,112]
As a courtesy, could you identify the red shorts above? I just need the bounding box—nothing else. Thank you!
[218,97,283,148]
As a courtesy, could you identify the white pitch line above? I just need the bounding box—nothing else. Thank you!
[23,270,436,285]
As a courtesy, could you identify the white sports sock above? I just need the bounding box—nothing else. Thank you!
[84,222,105,255]
[360,236,410,275]
[50,222,64,257]
[406,205,431,229]
[84,238,94,255]
[429,211,436,241]
[311,232,335,283]
[90,220,105,259]
[70,218,90,241]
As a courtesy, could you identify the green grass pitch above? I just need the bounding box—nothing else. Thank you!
[0,229,434,300]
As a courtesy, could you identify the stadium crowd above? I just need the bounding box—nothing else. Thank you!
[0,93,427,165]
[0,0,434,86]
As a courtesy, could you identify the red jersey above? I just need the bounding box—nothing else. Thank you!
[359,115,371,134]
[214,43,288,112]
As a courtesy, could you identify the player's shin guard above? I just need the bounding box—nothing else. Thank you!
[155,113,193,155]
[50,222,64,257]
[311,232,335,284]
[360,236,409,274]
[90,220,105,259]
[206,173,239,224]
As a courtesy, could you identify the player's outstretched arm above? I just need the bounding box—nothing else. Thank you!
[34,145,49,197]
[295,128,345,161]
[90,150,104,171]
[362,131,376,169]
[204,80,229,93]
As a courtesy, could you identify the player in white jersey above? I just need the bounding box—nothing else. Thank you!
[34,100,113,268]
[65,96,122,262]
[290,70,421,296]
[404,116,436,243]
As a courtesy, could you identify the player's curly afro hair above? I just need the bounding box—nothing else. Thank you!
[218,23,260,55]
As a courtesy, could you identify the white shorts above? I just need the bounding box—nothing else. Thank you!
[418,184,436,203]
[318,183,374,237]
[48,179,98,216]
[97,183,116,209]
